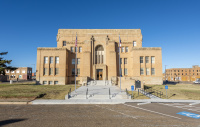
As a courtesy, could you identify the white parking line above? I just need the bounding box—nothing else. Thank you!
[123,103,181,120]
[158,103,200,113]
[95,105,137,119]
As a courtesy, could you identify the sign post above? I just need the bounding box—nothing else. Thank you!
[131,85,134,99]
[165,85,168,99]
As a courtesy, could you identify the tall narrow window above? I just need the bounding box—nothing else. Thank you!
[44,57,48,64]
[146,68,150,75]
[49,68,53,75]
[49,81,53,85]
[151,56,155,63]
[124,68,128,75]
[151,68,155,75]
[124,58,127,64]
[72,59,75,64]
[133,41,137,46]
[44,68,48,75]
[77,58,80,64]
[120,58,122,64]
[55,68,59,75]
[55,57,59,64]
[54,81,58,85]
[75,47,77,52]
[145,56,149,63]
[50,57,53,64]
[121,47,124,52]
[79,47,82,52]
[63,41,66,46]
[77,68,80,75]
[140,68,144,75]
[125,47,128,52]
[71,47,74,52]
[72,68,75,75]
[140,56,143,63]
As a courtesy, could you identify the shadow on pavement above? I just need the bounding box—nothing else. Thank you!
[0,118,27,126]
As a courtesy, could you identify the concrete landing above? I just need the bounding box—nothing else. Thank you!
[65,85,129,100]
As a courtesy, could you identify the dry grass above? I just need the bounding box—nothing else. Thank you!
[128,91,150,99]
[0,83,79,100]
[147,83,200,100]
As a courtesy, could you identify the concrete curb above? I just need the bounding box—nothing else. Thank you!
[0,101,32,105]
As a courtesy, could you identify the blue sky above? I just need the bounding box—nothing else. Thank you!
[0,0,199,72]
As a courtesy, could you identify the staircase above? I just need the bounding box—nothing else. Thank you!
[65,82,130,100]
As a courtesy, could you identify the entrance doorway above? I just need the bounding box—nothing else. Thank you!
[97,69,103,80]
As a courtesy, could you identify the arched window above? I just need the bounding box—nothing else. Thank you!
[95,45,104,64]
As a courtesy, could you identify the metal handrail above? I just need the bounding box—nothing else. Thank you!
[109,88,111,99]
[86,88,88,99]
[68,88,71,99]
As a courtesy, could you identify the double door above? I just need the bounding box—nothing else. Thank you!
[97,69,103,80]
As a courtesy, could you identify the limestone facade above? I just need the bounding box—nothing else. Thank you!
[36,29,162,89]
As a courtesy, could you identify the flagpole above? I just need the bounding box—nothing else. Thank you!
[75,33,77,92]
[119,34,121,92]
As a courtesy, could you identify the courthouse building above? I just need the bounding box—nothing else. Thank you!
[36,29,162,89]
[165,65,200,82]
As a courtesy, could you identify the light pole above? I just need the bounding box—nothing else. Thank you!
[31,64,35,74]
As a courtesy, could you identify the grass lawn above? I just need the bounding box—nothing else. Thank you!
[146,83,200,100]
[0,83,79,100]
[128,91,150,99]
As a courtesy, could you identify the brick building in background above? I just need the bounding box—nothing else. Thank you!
[36,29,162,89]
[165,65,200,82]
[5,67,32,80]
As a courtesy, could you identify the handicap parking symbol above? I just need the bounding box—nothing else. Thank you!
[177,111,200,119]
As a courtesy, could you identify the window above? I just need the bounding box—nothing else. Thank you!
[77,58,80,64]
[133,41,137,46]
[49,81,53,85]
[120,58,122,64]
[11,70,15,73]
[55,68,59,75]
[54,81,58,85]
[121,47,124,52]
[124,68,128,75]
[43,81,47,85]
[140,56,143,63]
[44,57,48,64]
[145,56,149,63]
[77,68,80,75]
[75,47,77,52]
[22,70,25,73]
[146,68,150,75]
[124,58,127,64]
[6,70,9,73]
[49,68,53,75]
[151,56,155,63]
[79,47,82,52]
[182,73,183,75]
[151,68,155,75]
[50,57,53,64]
[55,57,59,64]
[186,73,187,75]
[72,59,75,64]
[140,68,144,75]
[71,47,74,52]
[72,68,75,75]
[16,70,19,73]
[44,68,48,75]
[125,47,128,52]
[63,41,66,46]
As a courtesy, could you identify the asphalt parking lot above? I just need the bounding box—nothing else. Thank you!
[0,103,200,127]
